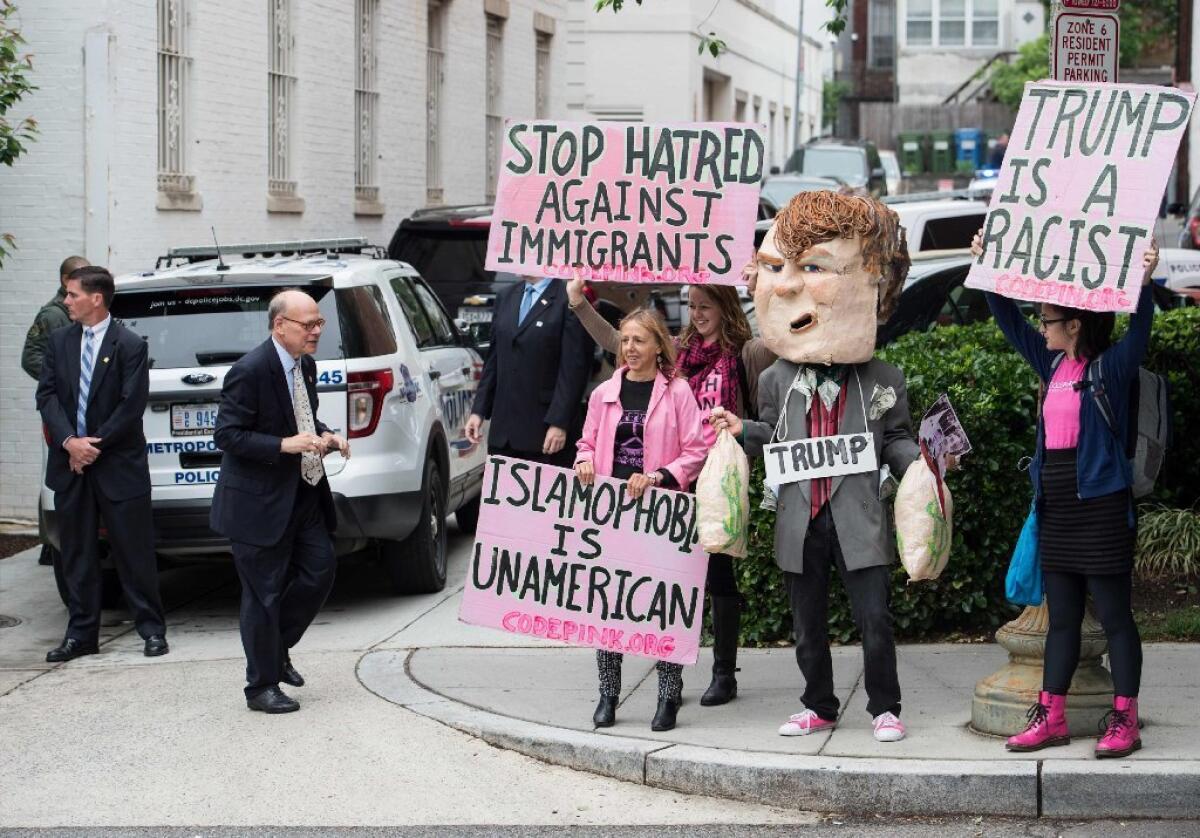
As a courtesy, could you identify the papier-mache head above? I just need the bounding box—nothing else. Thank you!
[751,191,909,365]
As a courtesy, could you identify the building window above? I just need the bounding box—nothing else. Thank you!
[535,32,551,120]
[427,0,445,204]
[939,0,966,46]
[869,0,896,68]
[972,0,999,46]
[485,14,504,201]
[783,106,792,151]
[157,0,192,193]
[906,0,933,46]
[269,0,296,197]
[355,0,380,205]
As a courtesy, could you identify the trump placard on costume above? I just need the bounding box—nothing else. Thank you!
[966,81,1195,312]
[485,120,764,286]
[459,457,709,665]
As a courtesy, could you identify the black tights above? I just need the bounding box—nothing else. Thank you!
[1043,570,1142,698]
[706,553,740,598]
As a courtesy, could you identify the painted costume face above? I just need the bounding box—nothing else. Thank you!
[753,191,908,365]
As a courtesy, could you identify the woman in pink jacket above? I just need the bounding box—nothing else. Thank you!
[575,308,711,732]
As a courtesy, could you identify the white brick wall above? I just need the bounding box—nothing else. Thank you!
[0,0,567,519]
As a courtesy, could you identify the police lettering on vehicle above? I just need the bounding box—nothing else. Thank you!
[174,469,221,484]
[440,389,474,430]
[147,440,219,454]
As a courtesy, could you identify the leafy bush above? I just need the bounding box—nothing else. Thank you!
[732,309,1200,644]
[1135,504,1200,579]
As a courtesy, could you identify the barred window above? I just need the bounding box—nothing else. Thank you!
[485,14,504,202]
[157,0,193,193]
[269,0,296,196]
[426,1,445,204]
[355,0,380,203]
[535,32,551,120]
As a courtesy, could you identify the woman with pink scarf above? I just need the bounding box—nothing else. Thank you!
[568,277,774,709]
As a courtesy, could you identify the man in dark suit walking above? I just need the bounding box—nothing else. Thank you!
[36,266,168,662]
[465,276,592,466]
[210,289,349,714]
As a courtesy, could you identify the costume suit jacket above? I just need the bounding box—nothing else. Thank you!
[210,339,335,548]
[471,279,593,453]
[742,358,920,573]
[36,320,151,501]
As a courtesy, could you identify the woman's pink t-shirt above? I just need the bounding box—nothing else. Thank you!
[1043,357,1087,450]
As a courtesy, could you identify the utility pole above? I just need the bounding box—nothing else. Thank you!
[793,0,805,148]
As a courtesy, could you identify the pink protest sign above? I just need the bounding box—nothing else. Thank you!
[966,81,1195,313]
[485,120,765,285]
[459,456,709,665]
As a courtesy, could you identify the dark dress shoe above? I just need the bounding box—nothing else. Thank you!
[593,696,618,728]
[46,638,99,663]
[281,659,304,687]
[246,686,299,714]
[651,698,680,732]
[700,672,738,706]
[144,635,169,657]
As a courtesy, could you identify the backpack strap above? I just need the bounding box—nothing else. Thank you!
[1088,353,1118,436]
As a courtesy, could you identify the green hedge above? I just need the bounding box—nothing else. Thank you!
[730,307,1200,645]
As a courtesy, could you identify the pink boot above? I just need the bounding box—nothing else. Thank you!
[1006,691,1070,752]
[1095,696,1141,758]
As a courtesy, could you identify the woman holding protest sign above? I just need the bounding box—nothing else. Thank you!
[971,229,1158,759]
[574,308,711,732]
[568,276,773,708]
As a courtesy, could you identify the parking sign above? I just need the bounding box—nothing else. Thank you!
[1052,11,1119,83]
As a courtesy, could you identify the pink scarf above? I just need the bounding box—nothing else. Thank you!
[675,336,742,416]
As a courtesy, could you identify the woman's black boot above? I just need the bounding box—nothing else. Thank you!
[651,698,680,731]
[593,696,618,728]
[701,595,741,706]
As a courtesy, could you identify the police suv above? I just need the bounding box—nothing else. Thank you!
[40,238,485,598]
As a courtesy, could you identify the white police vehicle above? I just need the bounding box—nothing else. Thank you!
[40,238,485,597]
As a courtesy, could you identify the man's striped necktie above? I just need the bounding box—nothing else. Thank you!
[76,327,95,438]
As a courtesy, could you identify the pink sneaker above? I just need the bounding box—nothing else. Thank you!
[1006,691,1070,752]
[872,711,906,742]
[1095,696,1141,759]
[778,709,836,736]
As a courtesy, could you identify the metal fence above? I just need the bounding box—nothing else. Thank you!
[855,102,1016,151]
[355,0,379,203]
[269,0,296,196]
[157,0,193,193]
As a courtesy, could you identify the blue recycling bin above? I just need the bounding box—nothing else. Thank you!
[955,128,985,173]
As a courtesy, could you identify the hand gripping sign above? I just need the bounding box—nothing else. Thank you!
[485,121,765,286]
[459,457,710,665]
[966,81,1195,313]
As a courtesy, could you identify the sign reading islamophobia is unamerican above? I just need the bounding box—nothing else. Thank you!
[485,121,765,286]
[966,81,1195,313]
[459,457,710,665]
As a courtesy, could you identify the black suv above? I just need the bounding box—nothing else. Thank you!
[388,205,682,348]
[783,139,888,198]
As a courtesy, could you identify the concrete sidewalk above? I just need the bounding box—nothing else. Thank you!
[358,642,1200,820]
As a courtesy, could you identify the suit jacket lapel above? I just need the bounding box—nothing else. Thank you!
[831,364,869,499]
[85,322,120,407]
[64,324,83,407]
[776,369,812,505]
[514,280,556,339]
[264,339,299,435]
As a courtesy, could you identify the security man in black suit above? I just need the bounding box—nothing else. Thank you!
[465,276,593,466]
[210,289,349,714]
[36,266,168,662]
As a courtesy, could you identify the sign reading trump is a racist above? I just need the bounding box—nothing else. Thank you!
[459,457,710,665]
[966,81,1195,313]
[485,121,765,286]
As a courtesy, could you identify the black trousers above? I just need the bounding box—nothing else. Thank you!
[488,444,578,469]
[231,482,336,697]
[783,505,901,720]
[57,476,165,642]
[1043,570,1143,697]
[705,552,740,598]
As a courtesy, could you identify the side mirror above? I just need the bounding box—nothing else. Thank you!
[1167,202,1187,216]
[769,166,781,175]
[872,167,886,179]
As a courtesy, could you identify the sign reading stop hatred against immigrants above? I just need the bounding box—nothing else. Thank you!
[459,457,709,665]
[485,121,765,286]
[966,81,1195,313]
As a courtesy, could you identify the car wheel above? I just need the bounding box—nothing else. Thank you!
[455,495,481,534]
[382,458,448,594]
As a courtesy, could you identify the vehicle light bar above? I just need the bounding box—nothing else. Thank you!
[165,238,371,259]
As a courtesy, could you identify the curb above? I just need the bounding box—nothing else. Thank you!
[357,649,1071,817]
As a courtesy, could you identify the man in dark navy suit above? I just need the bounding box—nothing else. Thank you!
[36,266,168,662]
[465,275,592,466]
[210,289,349,714]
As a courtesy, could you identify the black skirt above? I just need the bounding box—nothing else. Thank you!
[1039,448,1134,575]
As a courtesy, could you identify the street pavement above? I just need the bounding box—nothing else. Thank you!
[2,526,1199,831]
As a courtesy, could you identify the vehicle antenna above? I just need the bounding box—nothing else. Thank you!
[212,226,229,272]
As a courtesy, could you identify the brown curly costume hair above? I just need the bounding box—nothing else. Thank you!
[771,191,910,324]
